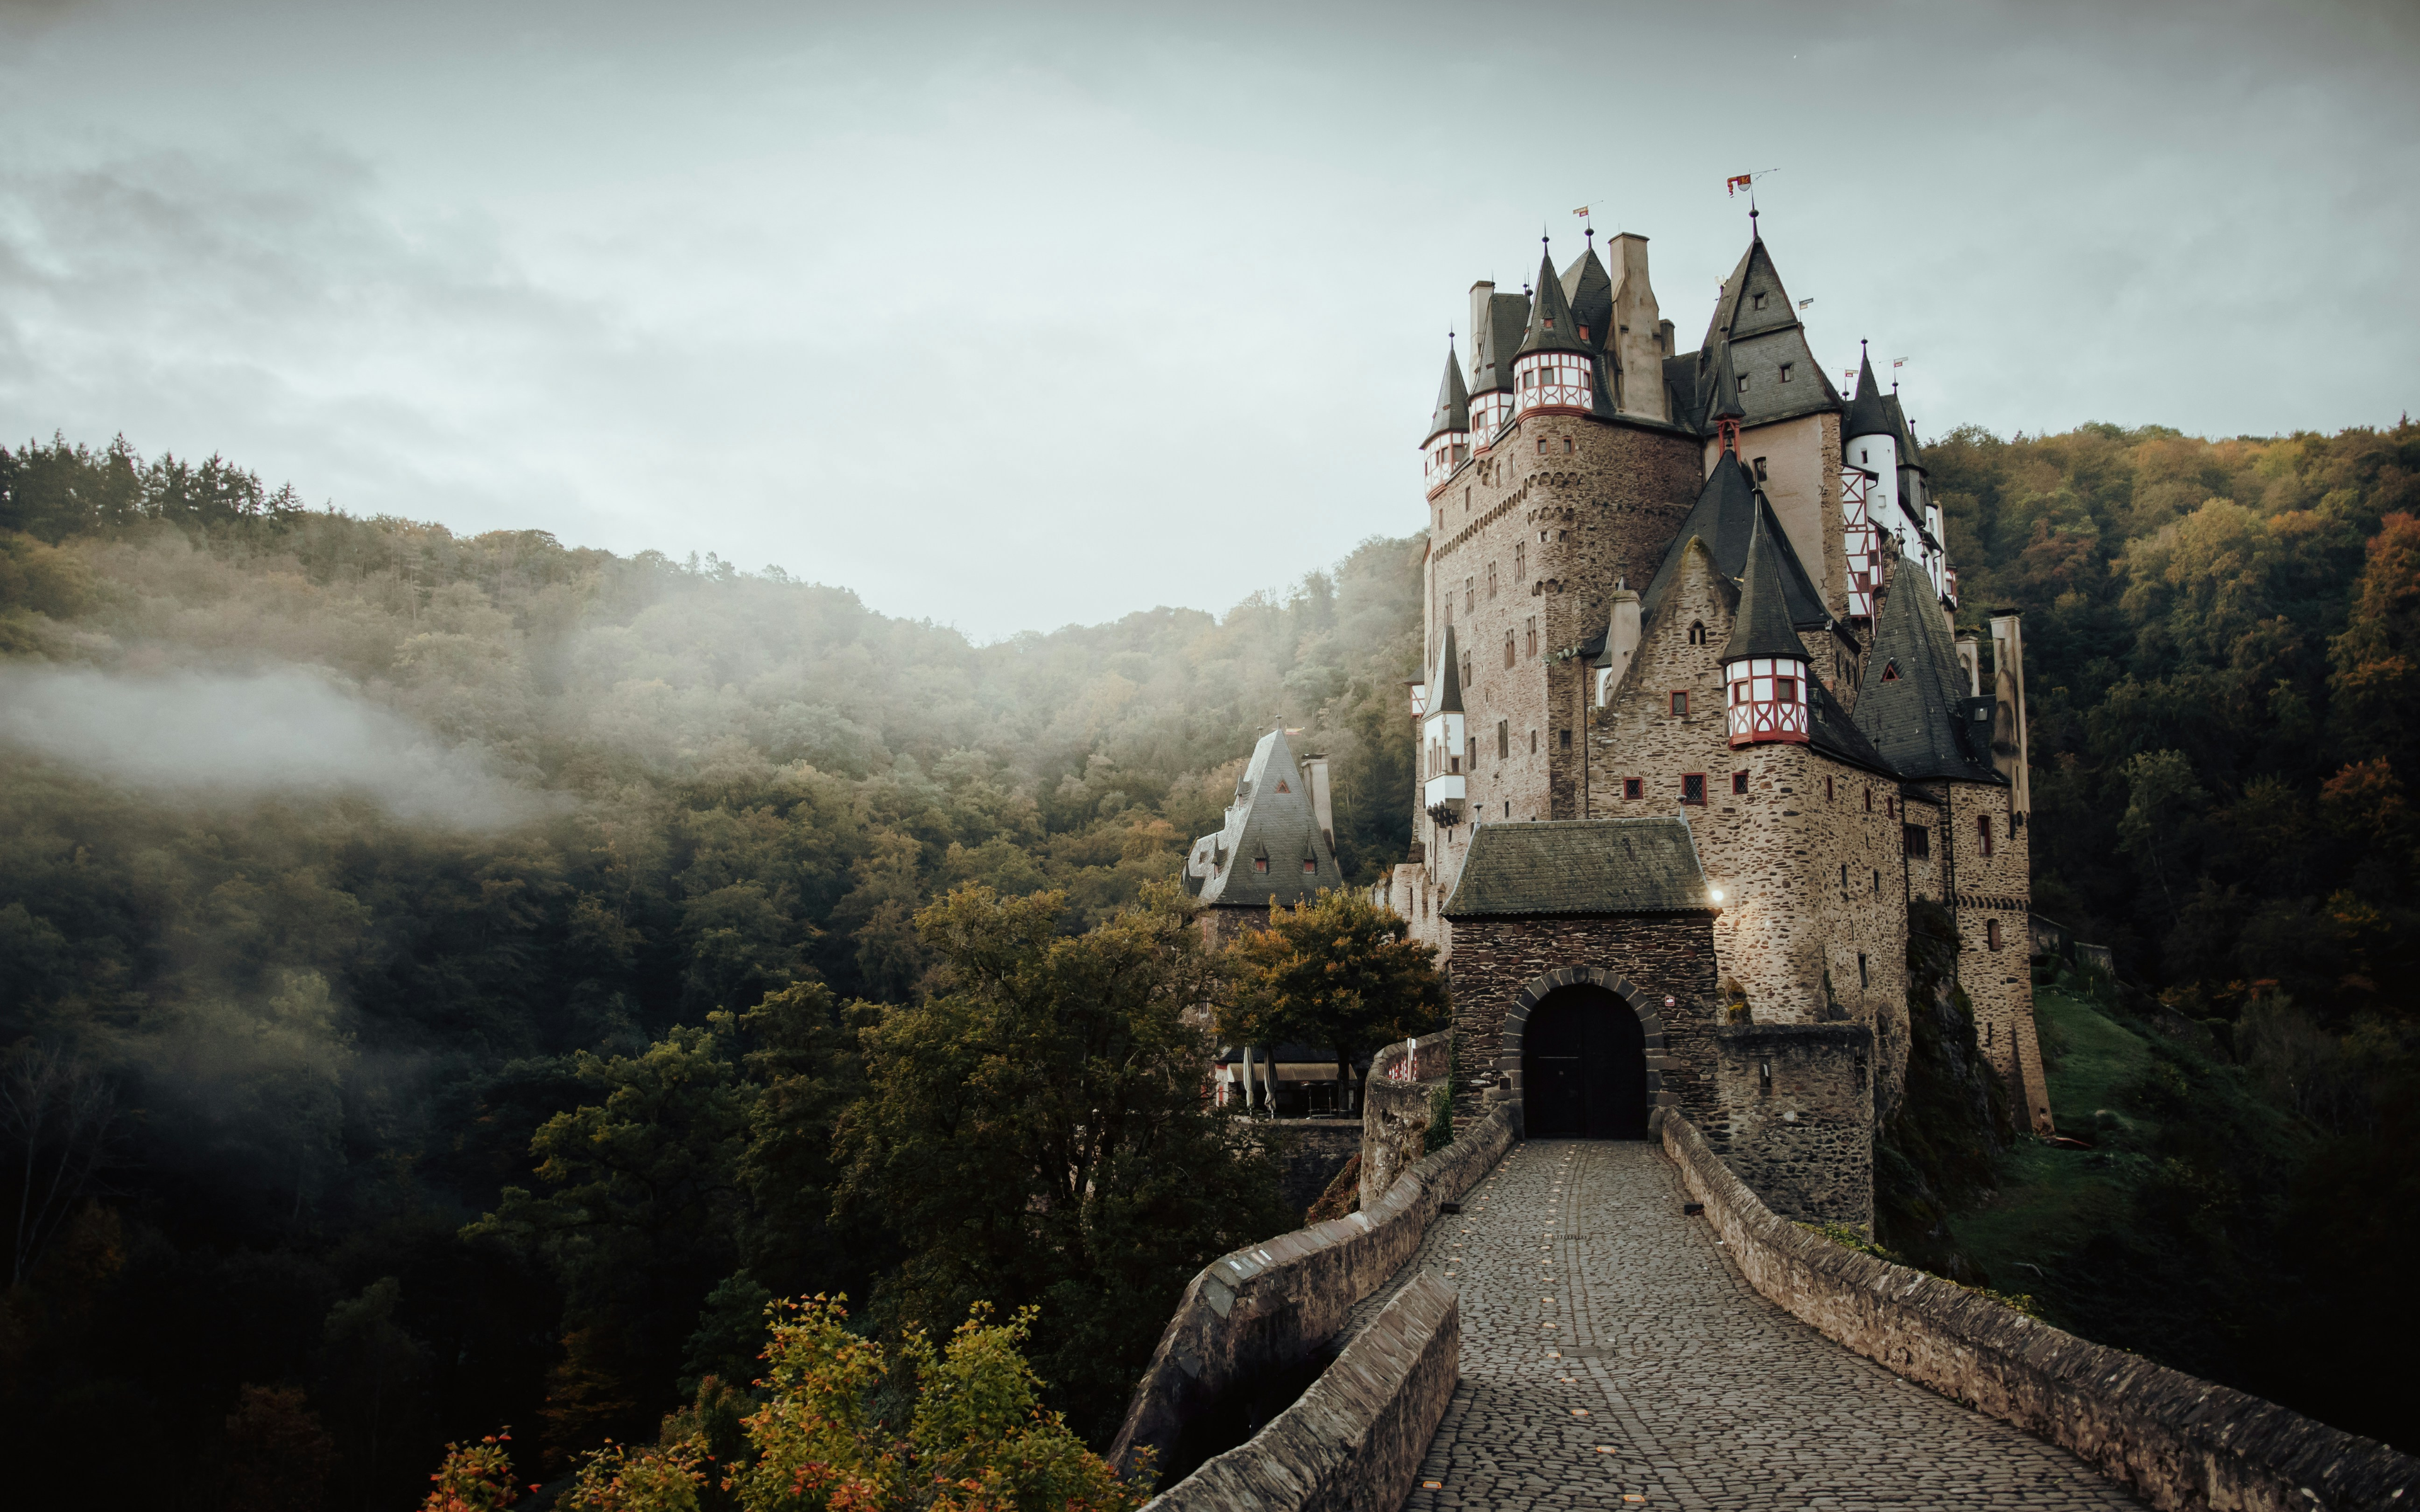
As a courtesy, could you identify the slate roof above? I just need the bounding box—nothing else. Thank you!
[1843,349,1894,443]
[1707,339,1746,421]
[1682,230,1840,436]
[1429,624,1463,714]
[1443,818,1714,917]
[1882,391,1923,469]
[1852,551,2003,784]
[1425,343,1470,445]
[1720,511,1812,663]
[1559,241,1613,355]
[1469,290,1531,398]
[1191,728,1347,907]
[1516,246,1592,359]
[1640,455,1835,635]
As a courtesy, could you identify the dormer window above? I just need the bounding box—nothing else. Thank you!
[1688,621,1708,645]
[1751,292,1768,311]
[1780,364,1794,382]
[1752,457,1769,483]
[1253,854,1269,875]
[1302,856,1317,874]
[1882,660,1901,682]
[1737,373,1750,391]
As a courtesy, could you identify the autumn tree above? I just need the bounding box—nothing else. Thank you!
[1220,890,1446,1114]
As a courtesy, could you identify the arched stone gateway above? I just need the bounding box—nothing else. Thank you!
[1499,966,1669,1138]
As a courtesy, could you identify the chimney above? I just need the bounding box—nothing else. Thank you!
[1468,280,1495,383]
[1603,234,1668,423]
[1954,634,1981,697]
[1989,614,2031,815]
[1303,753,1336,854]
[1597,588,1642,705]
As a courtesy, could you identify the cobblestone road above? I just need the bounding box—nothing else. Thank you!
[1388,1140,2139,1511]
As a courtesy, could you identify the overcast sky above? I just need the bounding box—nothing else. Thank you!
[2,1,2414,639]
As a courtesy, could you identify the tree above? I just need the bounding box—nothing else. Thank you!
[836,884,1291,1443]
[1220,890,1446,1114]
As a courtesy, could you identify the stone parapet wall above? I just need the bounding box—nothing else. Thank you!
[1659,1109,2419,1511]
[1140,1274,1459,1512]
[1108,1102,1517,1487]
[1359,1033,1451,1210]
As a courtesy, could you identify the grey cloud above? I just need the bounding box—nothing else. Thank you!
[0,665,550,827]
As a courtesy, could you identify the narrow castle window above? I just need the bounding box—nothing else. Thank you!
[1858,953,1869,988]
[1738,372,1750,391]
[1559,728,1572,750]
[1515,541,1526,578]
[1688,621,1707,645]
[1732,770,1748,795]
[1524,617,1538,658]
[1752,456,1769,482]
[1529,728,1538,753]
[1465,576,1475,612]
[1977,813,1995,857]
[1987,918,2003,952]
[1826,776,1835,801]
[1564,437,1575,454]
[1503,632,1516,669]
[1865,789,1874,812]
[1497,719,1509,759]
[1752,292,1768,311]
[1872,869,1881,895]
[1780,363,1794,382]
[1903,823,1929,859]
[1683,773,1707,805]
[1487,561,1498,599]
[1669,690,1689,717]
[1623,777,1644,800]
[1758,1060,1773,1092]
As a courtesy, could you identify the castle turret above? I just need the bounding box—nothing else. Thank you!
[1466,280,1530,449]
[1559,235,1614,355]
[1420,625,1466,827]
[1512,244,1598,420]
[1721,513,1814,746]
[1423,341,1471,494]
[1706,337,1746,456]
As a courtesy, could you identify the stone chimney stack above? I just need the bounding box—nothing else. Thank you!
[1303,753,1336,853]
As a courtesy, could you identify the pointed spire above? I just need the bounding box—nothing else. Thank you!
[1517,243,1590,358]
[1424,339,1471,445]
[1721,510,1814,665]
[1559,243,1613,355]
[1852,549,2002,783]
[1843,343,1894,442]
[1430,624,1464,714]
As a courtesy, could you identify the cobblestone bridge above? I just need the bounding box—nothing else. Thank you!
[1369,1138,2140,1511]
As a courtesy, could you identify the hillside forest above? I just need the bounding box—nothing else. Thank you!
[2,417,2417,1506]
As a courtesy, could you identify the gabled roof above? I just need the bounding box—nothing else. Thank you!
[1720,511,1811,664]
[1640,455,1835,634]
[1844,348,1894,443]
[1443,818,1714,917]
[1192,728,1347,908]
[1429,624,1463,714]
[1852,551,2003,784]
[1424,343,1470,445]
[1469,290,1531,398]
[1559,242,1614,356]
[1516,246,1591,359]
[1698,229,1804,348]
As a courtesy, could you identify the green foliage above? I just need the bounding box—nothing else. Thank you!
[836,885,1294,1444]
[1876,900,2012,1281]
[1220,890,1446,1107]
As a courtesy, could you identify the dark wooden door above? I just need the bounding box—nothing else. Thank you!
[1521,985,1647,1138]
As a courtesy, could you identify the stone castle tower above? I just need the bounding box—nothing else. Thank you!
[1385,220,2051,1224]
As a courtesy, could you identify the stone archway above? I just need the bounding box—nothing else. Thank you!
[1496,966,1671,1128]
[1523,984,1647,1137]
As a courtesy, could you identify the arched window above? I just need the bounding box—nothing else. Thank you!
[1688,621,1708,645]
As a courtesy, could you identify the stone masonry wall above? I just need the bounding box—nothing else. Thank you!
[1945,781,2052,1131]
[1660,1109,2420,1512]
[1577,537,1911,1105]
[1422,412,1701,917]
[1108,1103,1517,1486]
[1705,1022,1875,1227]
[1442,912,1718,1123]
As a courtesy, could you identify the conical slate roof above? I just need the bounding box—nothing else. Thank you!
[1429,624,1464,714]
[1676,228,1841,436]
[1424,343,1470,445]
[1852,552,2002,784]
[1559,242,1614,355]
[1640,455,1833,633]
[1516,246,1591,358]
[1720,511,1813,664]
[1191,727,1345,908]
[1843,348,1894,443]
[1699,229,1803,348]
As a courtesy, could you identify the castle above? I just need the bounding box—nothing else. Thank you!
[1378,218,2049,1224]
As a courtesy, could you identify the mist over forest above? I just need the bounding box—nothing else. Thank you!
[3,419,2418,1507]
